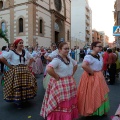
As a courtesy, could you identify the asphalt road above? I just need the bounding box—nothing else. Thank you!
[0,64,120,120]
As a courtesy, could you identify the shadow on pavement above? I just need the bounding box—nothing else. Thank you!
[79,115,111,120]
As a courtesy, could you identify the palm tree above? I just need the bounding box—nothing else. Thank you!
[0,29,9,43]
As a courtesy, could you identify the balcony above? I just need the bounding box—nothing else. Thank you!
[114,1,117,9]
[86,26,90,32]
[86,5,90,12]
[86,19,90,25]
[86,34,90,38]
[86,12,90,18]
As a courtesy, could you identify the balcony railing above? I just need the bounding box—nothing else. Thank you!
[86,26,90,32]
[86,19,90,25]
[86,12,90,18]
[86,34,90,38]
[86,4,89,12]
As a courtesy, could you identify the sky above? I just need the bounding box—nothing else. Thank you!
[88,0,116,43]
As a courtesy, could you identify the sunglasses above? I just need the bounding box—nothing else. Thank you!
[63,48,69,50]
[95,46,103,48]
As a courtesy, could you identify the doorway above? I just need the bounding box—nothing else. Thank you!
[55,31,59,44]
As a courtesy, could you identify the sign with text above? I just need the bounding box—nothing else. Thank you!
[113,26,120,36]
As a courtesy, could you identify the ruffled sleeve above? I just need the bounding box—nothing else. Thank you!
[26,51,33,60]
[2,50,13,60]
[47,58,59,69]
[69,57,77,66]
[83,55,94,65]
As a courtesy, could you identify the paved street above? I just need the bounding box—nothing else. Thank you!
[0,64,120,120]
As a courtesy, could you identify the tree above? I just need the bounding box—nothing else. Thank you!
[0,29,9,43]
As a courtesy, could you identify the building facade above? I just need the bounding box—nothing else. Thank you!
[92,30,109,47]
[92,29,100,42]
[71,0,92,48]
[114,0,120,47]
[114,0,120,26]
[0,0,71,48]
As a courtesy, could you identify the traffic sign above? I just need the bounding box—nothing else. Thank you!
[113,26,120,36]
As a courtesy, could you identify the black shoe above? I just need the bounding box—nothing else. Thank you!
[105,77,108,80]
[107,82,114,85]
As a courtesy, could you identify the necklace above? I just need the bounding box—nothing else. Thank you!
[57,55,70,65]
[89,53,100,61]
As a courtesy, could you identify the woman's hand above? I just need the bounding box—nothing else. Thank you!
[8,64,13,69]
[82,61,94,75]
[47,66,59,81]
[89,71,94,76]
[55,74,60,81]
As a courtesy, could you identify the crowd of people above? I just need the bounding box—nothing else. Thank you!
[0,39,120,120]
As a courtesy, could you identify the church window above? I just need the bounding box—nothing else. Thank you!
[1,22,6,32]
[40,19,43,33]
[0,1,3,10]
[67,30,70,41]
[19,18,23,33]
[55,22,60,32]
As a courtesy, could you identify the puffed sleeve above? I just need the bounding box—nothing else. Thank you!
[2,50,13,60]
[83,55,93,65]
[48,52,55,59]
[69,57,77,66]
[26,51,33,60]
[48,50,58,59]
[47,58,59,69]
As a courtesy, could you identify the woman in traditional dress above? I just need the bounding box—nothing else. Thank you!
[31,47,44,75]
[43,43,57,89]
[1,43,14,86]
[0,46,8,73]
[47,43,58,62]
[40,42,78,120]
[40,46,46,64]
[77,41,110,116]
[44,48,52,77]
[1,38,37,108]
[27,46,35,75]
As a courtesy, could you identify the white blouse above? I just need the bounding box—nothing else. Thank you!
[83,54,103,71]
[48,49,58,59]
[3,50,33,65]
[48,57,77,77]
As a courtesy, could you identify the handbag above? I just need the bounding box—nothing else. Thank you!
[43,74,51,90]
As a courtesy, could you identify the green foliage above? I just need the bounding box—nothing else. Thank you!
[0,29,9,43]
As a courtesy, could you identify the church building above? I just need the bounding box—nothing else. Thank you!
[0,0,71,48]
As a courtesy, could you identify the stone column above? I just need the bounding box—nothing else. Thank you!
[10,0,14,43]
[28,3,34,46]
[51,11,55,43]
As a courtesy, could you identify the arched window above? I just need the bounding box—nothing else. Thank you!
[40,19,43,33]
[19,18,23,33]
[55,22,60,32]
[0,1,3,10]
[67,30,70,41]
[1,22,6,32]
